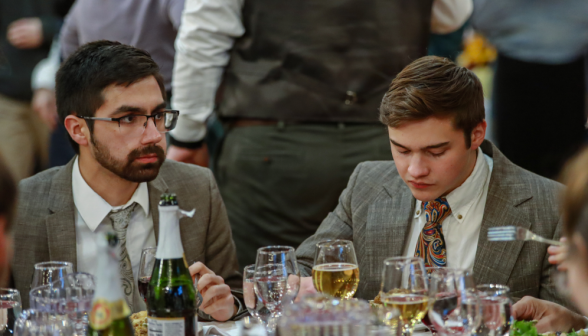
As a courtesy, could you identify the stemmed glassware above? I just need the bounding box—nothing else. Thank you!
[476,284,512,336]
[243,265,272,329]
[312,239,360,299]
[30,262,73,289]
[0,288,22,335]
[138,247,157,302]
[380,257,428,336]
[254,246,300,336]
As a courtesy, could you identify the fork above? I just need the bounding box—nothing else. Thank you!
[487,226,564,246]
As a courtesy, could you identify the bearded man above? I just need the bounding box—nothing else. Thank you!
[12,41,243,321]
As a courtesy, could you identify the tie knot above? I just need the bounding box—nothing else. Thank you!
[109,202,137,230]
[423,197,452,224]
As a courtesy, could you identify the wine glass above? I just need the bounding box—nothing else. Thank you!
[243,265,272,327]
[138,247,156,302]
[476,284,512,336]
[312,239,359,299]
[428,269,482,336]
[379,257,428,336]
[0,288,22,335]
[30,262,73,289]
[254,246,300,336]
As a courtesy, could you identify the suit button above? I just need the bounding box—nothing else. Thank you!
[344,91,358,105]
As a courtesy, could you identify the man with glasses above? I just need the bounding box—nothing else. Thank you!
[11,41,243,321]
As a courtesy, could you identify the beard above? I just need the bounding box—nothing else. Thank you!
[91,137,165,183]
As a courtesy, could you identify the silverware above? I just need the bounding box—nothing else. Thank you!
[487,226,563,246]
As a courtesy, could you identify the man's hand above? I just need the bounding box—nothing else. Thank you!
[512,296,586,333]
[32,89,58,130]
[294,276,317,301]
[166,145,209,167]
[7,18,43,49]
[548,237,569,271]
[189,262,235,322]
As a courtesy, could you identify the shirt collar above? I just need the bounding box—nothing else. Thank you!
[72,157,150,232]
[414,147,490,223]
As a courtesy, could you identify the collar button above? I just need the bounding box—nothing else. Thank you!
[457,214,463,220]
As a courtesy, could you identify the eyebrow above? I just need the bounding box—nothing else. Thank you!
[110,102,167,117]
[389,139,450,150]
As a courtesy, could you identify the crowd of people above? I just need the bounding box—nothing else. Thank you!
[1,0,588,329]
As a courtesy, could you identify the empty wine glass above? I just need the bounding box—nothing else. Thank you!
[380,257,428,336]
[312,240,360,299]
[476,284,512,336]
[14,309,73,336]
[0,288,22,335]
[138,247,156,302]
[30,262,73,289]
[254,246,300,336]
[244,265,271,326]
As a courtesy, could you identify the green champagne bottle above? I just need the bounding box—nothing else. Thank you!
[147,193,197,336]
[87,233,135,336]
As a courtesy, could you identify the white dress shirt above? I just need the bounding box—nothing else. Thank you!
[403,147,494,270]
[170,0,474,143]
[72,158,156,309]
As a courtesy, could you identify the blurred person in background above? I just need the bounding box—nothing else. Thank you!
[30,0,186,168]
[0,154,16,287]
[0,0,73,181]
[471,0,588,179]
[169,0,473,267]
[511,146,588,333]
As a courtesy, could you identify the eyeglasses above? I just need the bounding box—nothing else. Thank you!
[77,110,179,137]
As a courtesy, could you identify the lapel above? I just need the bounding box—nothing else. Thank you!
[46,159,78,269]
[473,141,533,285]
[362,172,415,295]
[147,173,169,244]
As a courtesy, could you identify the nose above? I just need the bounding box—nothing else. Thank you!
[141,117,163,144]
[407,154,429,178]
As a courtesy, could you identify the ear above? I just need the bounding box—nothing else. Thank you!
[469,120,487,150]
[64,115,90,148]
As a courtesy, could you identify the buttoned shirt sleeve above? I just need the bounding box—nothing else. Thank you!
[431,0,472,34]
[170,0,245,144]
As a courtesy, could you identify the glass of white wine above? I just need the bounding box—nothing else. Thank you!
[380,257,428,336]
[312,240,360,299]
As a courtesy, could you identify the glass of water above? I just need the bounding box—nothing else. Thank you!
[14,309,73,336]
[30,262,73,289]
[476,284,512,336]
[243,265,271,326]
[0,288,22,335]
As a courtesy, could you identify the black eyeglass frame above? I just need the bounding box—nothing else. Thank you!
[76,109,180,132]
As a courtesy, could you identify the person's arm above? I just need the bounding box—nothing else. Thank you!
[430,0,472,34]
[295,163,362,298]
[512,297,587,333]
[31,38,61,130]
[59,2,80,61]
[167,0,244,163]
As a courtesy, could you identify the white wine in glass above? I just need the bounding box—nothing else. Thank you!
[380,257,428,336]
[312,240,359,299]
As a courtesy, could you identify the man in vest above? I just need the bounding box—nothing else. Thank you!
[168,0,473,267]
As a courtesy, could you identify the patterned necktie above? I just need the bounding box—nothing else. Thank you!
[414,198,452,268]
[108,202,137,312]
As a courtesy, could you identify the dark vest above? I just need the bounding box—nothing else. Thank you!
[217,0,433,123]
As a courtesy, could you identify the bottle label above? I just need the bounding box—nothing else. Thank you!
[148,317,185,336]
[90,299,131,330]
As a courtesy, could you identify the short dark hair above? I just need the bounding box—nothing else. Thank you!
[379,56,485,148]
[0,154,16,231]
[56,40,166,153]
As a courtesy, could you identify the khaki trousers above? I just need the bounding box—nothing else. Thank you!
[0,94,49,181]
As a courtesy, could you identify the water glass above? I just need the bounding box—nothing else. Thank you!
[313,240,360,299]
[243,265,271,326]
[138,247,156,302]
[380,257,428,336]
[13,309,73,336]
[476,284,512,336]
[30,262,73,289]
[0,288,22,335]
[29,273,95,336]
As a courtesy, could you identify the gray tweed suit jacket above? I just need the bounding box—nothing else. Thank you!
[13,158,241,307]
[296,140,570,307]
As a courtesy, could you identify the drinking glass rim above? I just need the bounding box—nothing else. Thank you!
[477,284,510,295]
[142,246,157,252]
[383,256,423,265]
[256,245,295,254]
[0,287,20,299]
[315,239,354,248]
[34,261,73,270]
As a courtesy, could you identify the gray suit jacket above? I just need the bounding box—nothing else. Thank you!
[13,158,241,308]
[296,141,569,307]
